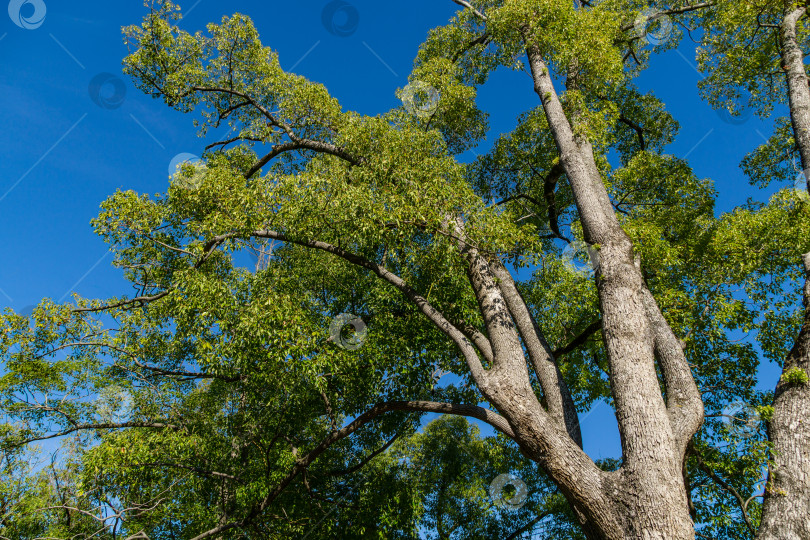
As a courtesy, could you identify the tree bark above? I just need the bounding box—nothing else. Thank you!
[490,260,583,447]
[518,31,701,539]
[758,254,810,540]
[781,7,810,180]
[758,8,810,538]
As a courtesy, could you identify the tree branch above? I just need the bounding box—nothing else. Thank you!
[542,161,566,240]
[190,400,513,540]
[553,319,602,357]
[131,461,239,481]
[244,139,360,179]
[640,288,704,452]
[504,510,552,540]
[619,3,715,33]
[326,427,407,477]
[451,0,488,21]
[618,116,646,151]
[12,422,180,449]
[490,261,582,446]
[690,445,756,534]
[246,229,490,385]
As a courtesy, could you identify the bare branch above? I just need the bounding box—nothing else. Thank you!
[620,3,715,33]
[451,0,488,21]
[553,319,602,357]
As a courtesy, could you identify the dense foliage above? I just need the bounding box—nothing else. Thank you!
[2,1,809,538]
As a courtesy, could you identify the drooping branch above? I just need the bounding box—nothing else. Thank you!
[246,229,490,385]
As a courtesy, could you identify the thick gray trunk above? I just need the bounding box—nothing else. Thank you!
[757,9,810,540]
[517,37,701,539]
[456,241,624,537]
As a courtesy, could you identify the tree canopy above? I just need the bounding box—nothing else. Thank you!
[2,1,809,539]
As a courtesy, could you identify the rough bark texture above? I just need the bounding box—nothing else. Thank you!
[490,261,583,447]
[455,235,623,538]
[758,255,810,540]
[782,7,810,181]
[758,8,810,538]
[512,31,703,539]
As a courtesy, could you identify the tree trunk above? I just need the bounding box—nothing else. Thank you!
[757,8,810,540]
[757,255,810,540]
[478,30,704,537]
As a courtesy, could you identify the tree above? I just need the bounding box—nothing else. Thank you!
[1,0,809,538]
[356,414,589,539]
[697,2,810,538]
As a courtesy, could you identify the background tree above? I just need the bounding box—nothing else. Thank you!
[698,1,810,537]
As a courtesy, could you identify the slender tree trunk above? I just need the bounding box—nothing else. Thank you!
[782,7,810,177]
[757,8,810,539]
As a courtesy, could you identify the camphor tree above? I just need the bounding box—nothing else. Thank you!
[1,0,809,538]
[696,2,810,537]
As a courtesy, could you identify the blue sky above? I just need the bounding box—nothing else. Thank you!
[0,1,788,469]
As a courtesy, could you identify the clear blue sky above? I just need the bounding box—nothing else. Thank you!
[0,1,786,463]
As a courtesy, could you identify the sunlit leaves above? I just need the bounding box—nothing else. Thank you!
[697,0,804,118]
